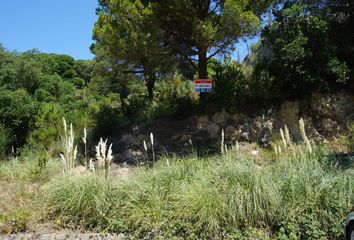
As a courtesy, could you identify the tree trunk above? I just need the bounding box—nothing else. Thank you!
[146,74,156,100]
[198,48,208,103]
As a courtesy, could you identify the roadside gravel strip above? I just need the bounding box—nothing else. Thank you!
[1,233,125,240]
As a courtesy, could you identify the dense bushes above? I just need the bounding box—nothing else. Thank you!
[0,88,38,146]
[255,2,352,99]
[0,46,200,152]
[212,61,247,105]
[122,76,198,122]
[40,149,354,239]
[0,124,12,157]
[211,59,276,106]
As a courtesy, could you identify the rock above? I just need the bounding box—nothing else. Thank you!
[196,115,208,127]
[241,132,250,141]
[230,114,239,122]
[224,126,236,141]
[251,150,259,156]
[311,92,354,120]
[119,134,138,146]
[302,116,323,142]
[207,123,220,139]
[131,125,140,135]
[279,101,301,138]
[212,109,229,126]
[322,118,341,135]
[115,148,143,164]
[107,91,353,163]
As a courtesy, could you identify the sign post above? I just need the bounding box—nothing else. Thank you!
[194,79,212,93]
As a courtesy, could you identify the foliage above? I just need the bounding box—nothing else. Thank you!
[0,88,38,146]
[154,0,272,80]
[92,93,127,138]
[212,60,247,105]
[93,0,175,99]
[0,46,131,151]
[0,124,12,158]
[40,149,354,239]
[29,103,64,150]
[122,77,198,122]
[257,2,352,99]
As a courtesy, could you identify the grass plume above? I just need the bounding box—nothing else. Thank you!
[60,118,77,174]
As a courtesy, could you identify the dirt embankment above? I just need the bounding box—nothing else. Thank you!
[110,91,354,163]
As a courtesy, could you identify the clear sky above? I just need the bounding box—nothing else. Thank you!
[0,0,98,60]
[0,0,258,61]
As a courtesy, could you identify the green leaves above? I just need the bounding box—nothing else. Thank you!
[259,2,351,98]
[93,0,176,98]
[0,88,38,146]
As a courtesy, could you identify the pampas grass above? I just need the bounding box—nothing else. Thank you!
[60,118,77,174]
[275,120,313,156]
[284,125,292,146]
[150,132,155,163]
[299,118,313,153]
[82,127,88,167]
[280,128,287,150]
[221,129,225,155]
[143,139,148,162]
[95,138,113,180]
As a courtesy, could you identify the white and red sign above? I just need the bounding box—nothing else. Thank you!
[194,79,212,93]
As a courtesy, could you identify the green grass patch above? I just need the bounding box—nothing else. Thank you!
[38,149,354,239]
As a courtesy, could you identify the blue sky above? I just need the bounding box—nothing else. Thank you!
[0,1,258,60]
[0,0,98,59]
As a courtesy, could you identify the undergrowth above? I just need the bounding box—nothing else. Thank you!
[38,148,354,239]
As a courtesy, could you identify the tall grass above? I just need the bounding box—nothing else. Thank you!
[40,173,116,230]
[0,158,60,182]
[38,148,354,239]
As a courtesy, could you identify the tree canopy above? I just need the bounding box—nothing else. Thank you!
[92,0,274,99]
[153,0,273,79]
[93,0,175,99]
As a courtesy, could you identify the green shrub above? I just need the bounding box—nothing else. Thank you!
[212,61,247,105]
[93,93,127,138]
[0,88,38,146]
[29,103,64,150]
[249,58,275,102]
[258,3,351,99]
[155,77,198,118]
[0,124,12,158]
[123,93,149,121]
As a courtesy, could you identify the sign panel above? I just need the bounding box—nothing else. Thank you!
[195,79,212,93]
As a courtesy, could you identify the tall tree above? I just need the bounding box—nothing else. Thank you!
[92,0,175,99]
[153,0,273,82]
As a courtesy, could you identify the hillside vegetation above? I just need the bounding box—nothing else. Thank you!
[1,129,354,239]
[1,0,354,239]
